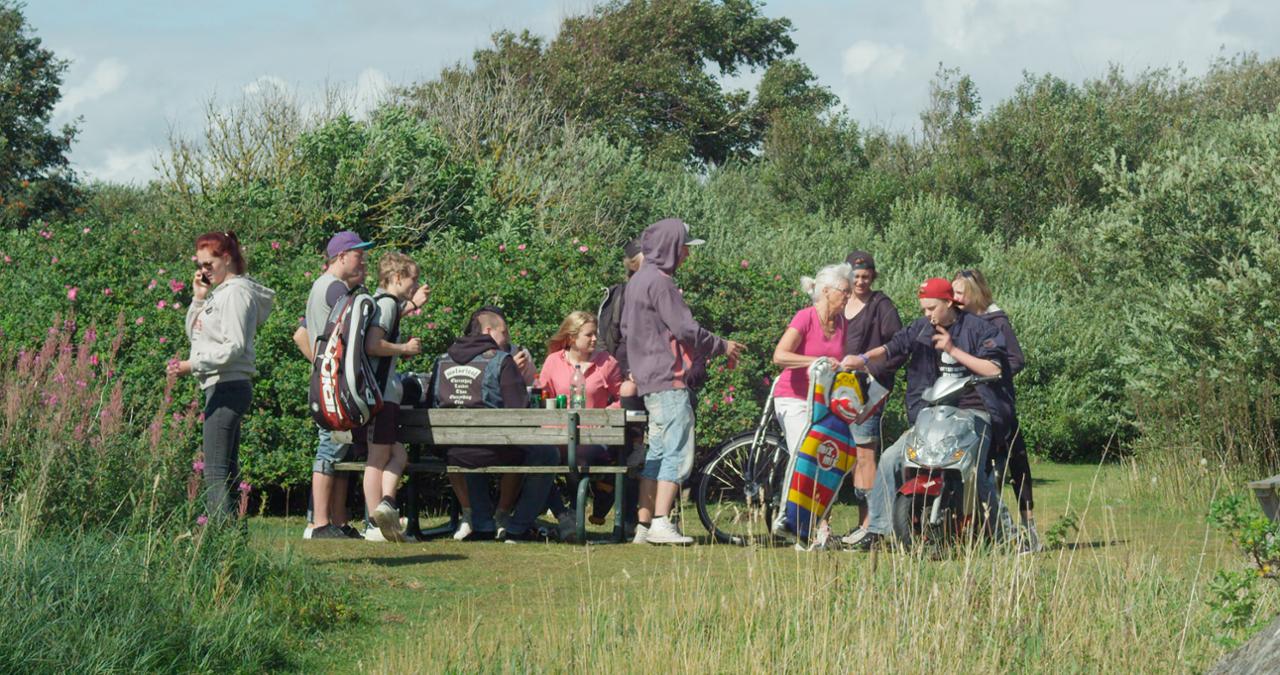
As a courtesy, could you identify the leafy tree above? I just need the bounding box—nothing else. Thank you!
[408,0,820,165]
[0,1,77,228]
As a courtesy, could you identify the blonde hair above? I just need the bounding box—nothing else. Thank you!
[378,252,419,287]
[953,268,994,314]
[624,252,644,275]
[799,263,853,304]
[546,311,598,354]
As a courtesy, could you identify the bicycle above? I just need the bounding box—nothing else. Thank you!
[695,361,890,546]
[694,378,791,545]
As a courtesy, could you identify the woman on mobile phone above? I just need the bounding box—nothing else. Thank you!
[167,231,275,520]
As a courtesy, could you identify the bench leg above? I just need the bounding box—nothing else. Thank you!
[404,466,423,540]
[575,476,590,545]
[613,471,627,543]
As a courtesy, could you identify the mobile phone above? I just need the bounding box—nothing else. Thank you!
[199,271,211,285]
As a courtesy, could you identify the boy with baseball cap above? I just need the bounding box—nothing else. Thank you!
[291,230,374,539]
[844,277,1013,550]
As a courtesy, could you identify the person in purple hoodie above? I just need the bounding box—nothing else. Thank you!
[621,218,746,545]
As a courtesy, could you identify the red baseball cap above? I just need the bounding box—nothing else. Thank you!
[917,277,954,301]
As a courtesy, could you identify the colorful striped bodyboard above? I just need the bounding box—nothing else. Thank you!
[777,365,888,541]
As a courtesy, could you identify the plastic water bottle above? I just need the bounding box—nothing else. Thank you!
[570,365,587,409]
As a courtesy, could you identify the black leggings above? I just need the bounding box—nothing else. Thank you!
[202,380,253,517]
[989,422,1034,512]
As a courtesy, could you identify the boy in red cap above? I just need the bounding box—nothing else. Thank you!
[845,277,1013,550]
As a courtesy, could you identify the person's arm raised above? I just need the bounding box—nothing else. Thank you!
[931,324,1000,377]
[364,326,421,358]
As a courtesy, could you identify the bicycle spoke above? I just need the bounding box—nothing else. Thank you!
[696,433,785,545]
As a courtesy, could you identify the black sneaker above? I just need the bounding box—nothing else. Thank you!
[845,532,882,553]
[500,528,554,544]
[310,524,347,539]
[340,524,364,539]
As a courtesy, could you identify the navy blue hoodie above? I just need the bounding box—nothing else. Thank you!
[882,311,1014,442]
[621,218,728,397]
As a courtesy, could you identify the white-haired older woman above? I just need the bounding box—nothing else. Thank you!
[771,263,859,456]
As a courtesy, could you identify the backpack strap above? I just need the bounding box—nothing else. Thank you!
[370,293,402,391]
[428,354,446,408]
[481,348,512,409]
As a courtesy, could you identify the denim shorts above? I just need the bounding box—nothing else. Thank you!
[641,389,696,483]
[312,427,349,476]
[849,411,883,447]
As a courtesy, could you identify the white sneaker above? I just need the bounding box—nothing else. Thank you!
[494,510,512,539]
[557,511,578,543]
[373,502,406,543]
[1020,524,1043,554]
[771,514,796,544]
[302,524,314,540]
[841,527,869,547]
[452,520,474,541]
[632,524,649,544]
[364,525,388,542]
[645,518,693,545]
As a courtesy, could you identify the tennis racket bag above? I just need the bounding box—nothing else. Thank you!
[309,291,383,431]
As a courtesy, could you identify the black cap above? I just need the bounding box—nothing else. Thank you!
[846,250,876,271]
[623,237,643,258]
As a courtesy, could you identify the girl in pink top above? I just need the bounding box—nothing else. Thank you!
[538,311,623,408]
[537,311,624,539]
[771,262,862,454]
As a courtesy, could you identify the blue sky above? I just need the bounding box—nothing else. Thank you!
[28,0,1280,183]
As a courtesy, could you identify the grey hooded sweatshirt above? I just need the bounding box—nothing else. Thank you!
[184,275,276,390]
[621,218,727,397]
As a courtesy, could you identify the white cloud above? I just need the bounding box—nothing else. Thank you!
[842,41,908,78]
[235,69,388,121]
[55,58,127,118]
[81,147,158,185]
[923,0,1065,54]
[351,68,390,119]
[242,75,290,98]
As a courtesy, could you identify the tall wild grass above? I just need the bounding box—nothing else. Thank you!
[0,316,353,672]
[1128,374,1279,510]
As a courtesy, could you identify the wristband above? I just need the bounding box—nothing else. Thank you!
[858,353,870,367]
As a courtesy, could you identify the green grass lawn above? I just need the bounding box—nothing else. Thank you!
[252,461,1258,672]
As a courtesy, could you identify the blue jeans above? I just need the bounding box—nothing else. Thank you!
[312,427,349,476]
[866,411,1000,537]
[849,411,883,447]
[466,445,559,535]
[641,389,696,483]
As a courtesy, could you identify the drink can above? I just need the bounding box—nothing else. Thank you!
[556,395,568,409]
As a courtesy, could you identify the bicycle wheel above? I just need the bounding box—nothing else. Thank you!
[695,431,787,545]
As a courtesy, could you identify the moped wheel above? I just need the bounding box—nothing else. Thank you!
[695,431,786,545]
[892,492,928,551]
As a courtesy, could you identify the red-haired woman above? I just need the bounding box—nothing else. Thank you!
[167,232,275,519]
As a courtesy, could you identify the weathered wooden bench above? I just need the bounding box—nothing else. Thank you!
[336,407,646,543]
[1248,473,1280,523]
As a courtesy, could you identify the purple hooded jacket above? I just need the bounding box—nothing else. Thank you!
[621,218,728,397]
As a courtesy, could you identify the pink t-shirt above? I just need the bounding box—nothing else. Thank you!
[774,306,848,401]
[538,349,623,409]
